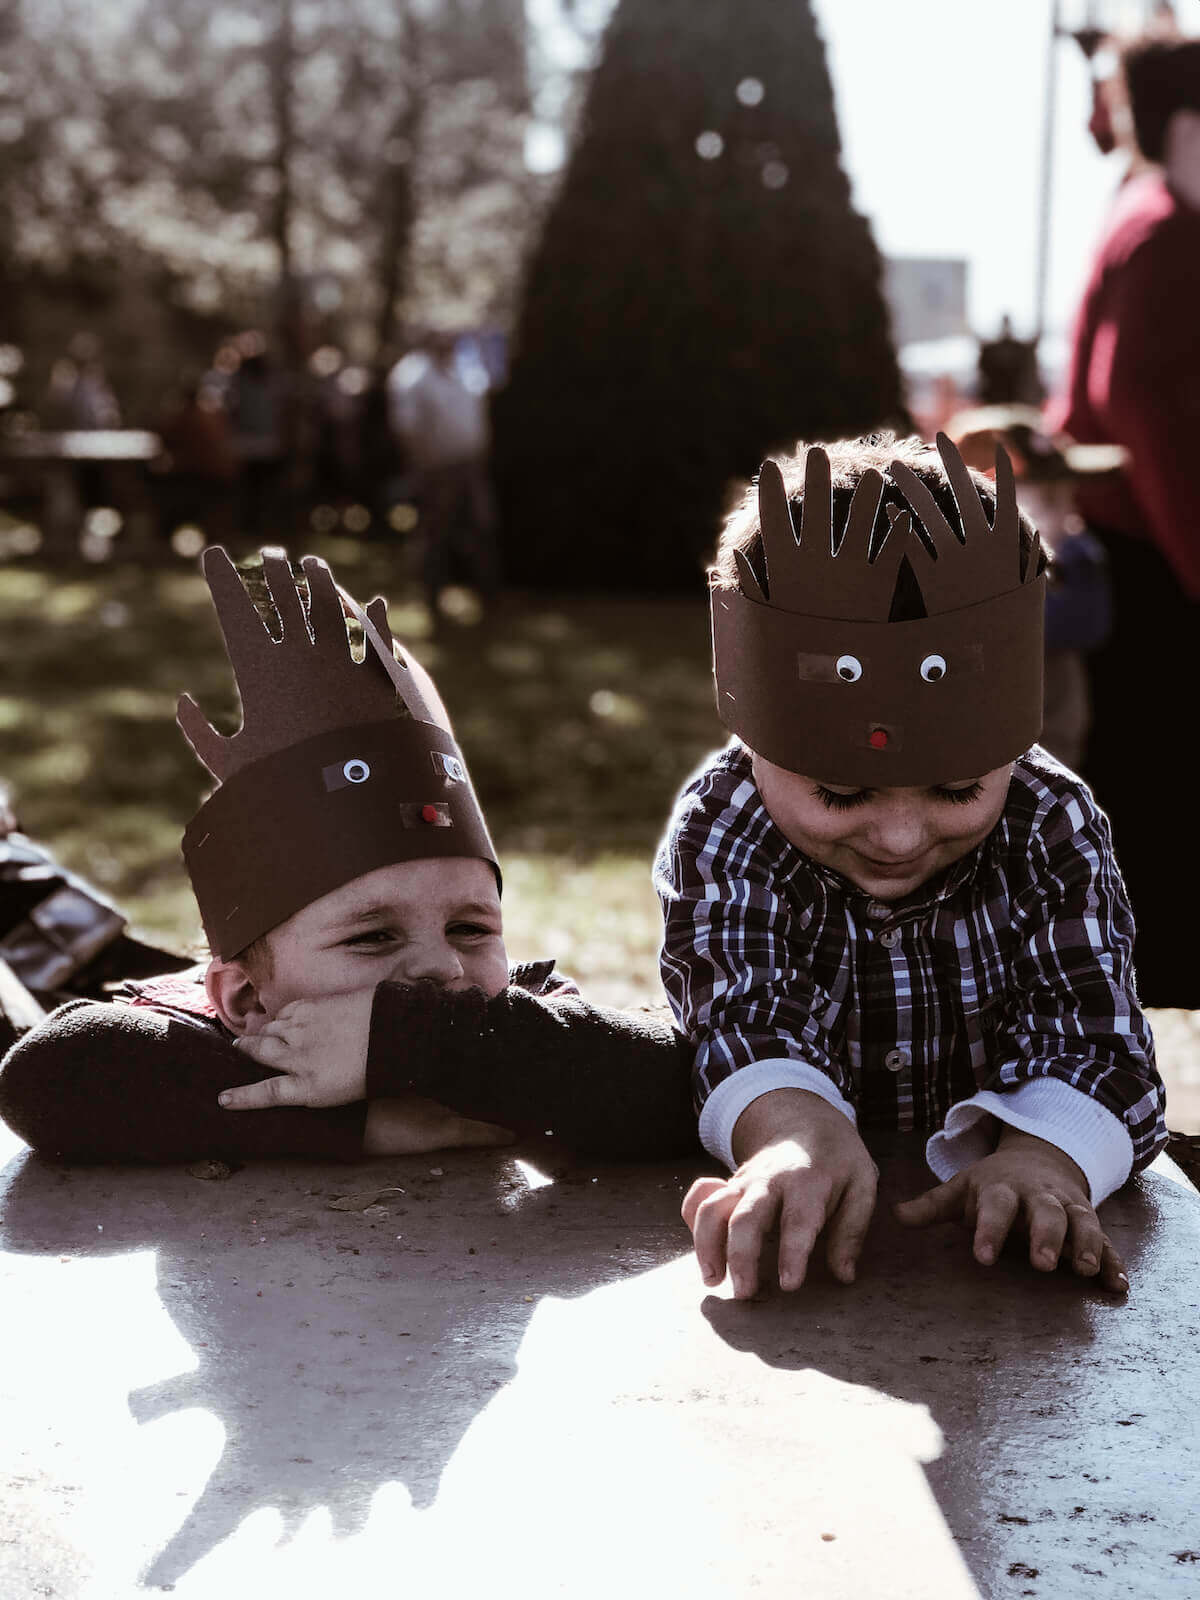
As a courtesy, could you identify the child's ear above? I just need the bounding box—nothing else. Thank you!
[205,957,269,1037]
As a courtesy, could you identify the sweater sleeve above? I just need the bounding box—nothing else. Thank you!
[0,1000,367,1164]
[1087,224,1200,598]
[365,981,699,1161]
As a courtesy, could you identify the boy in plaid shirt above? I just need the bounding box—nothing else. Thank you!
[655,434,1165,1300]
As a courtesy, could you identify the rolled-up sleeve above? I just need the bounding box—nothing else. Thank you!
[942,785,1166,1199]
[655,756,854,1165]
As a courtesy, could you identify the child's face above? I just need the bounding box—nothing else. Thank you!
[239,856,508,1020]
[751,754,1012,902]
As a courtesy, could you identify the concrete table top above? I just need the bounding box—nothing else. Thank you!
[1,1122,1196,1599]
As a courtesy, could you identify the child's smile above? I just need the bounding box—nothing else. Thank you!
[751,754,1013,901]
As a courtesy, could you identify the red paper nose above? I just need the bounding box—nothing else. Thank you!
[421,804,440,823]
[868,728,889,750]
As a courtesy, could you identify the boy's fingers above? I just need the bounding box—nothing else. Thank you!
[894,1172,966,1228]
[1064,1202,1105,1276]
[971,1182,1020,1266]
[453,1117,518,1149]
[1098,1235,1130,1295]
[725,1182,779,1299]
[824,1167,878,1284]
[685,1181,739,1289]
[681,1176,729,1234]
[236,1033,287,1064]
[775,1187,827,1292]
[219,1075,303,1110]
[1024,1194,1070,1272]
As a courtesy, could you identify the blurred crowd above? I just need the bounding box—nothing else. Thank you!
[0,324,505,621]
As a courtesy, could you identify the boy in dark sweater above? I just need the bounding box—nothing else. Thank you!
[655,434,1166,1300]
[0,549,695,1165]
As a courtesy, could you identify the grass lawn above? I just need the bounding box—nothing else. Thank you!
[0,540,724,1007]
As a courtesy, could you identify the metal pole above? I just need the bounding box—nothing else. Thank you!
[1033,0,1062,342]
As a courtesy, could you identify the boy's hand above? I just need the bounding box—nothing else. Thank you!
[681,1088,878,1300]
[222,991,375,1108]
[894,1126,1129,1294]
[363,1096,515,1156]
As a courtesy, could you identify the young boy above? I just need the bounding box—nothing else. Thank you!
[0,548,695,1165]
[654,433,1167,1301]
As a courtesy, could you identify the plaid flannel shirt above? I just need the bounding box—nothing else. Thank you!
[655,742,1166,1201]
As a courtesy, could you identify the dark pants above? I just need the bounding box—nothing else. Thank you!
[417,460,500,610]
[1082,528,1199,1007]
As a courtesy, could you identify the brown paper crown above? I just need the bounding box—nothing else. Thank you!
[712,432,1046,786]
[179,547,498,960]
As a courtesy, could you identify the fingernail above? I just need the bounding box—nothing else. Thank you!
[977,1245,995,1265]
[1079,1253,1097,1271]
[1117,1273,1129,1292]
[838,1260,856,1284]
[1039,1248,1057,1268]
[218,1092,231,1107]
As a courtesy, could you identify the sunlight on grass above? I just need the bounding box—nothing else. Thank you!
[501,852,666,1009]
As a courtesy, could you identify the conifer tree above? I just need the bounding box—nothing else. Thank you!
[492,0,904,590]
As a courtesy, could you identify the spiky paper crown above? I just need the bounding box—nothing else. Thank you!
[179,547,498,960]
[712,433,1046,786]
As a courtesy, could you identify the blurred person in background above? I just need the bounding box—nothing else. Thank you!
[976,314,1043,408]
[228,333,286,540]
[387,330,500,622]
[41,333,123,520]
[358,358,404,538]
[155,373,237,544]
[1047,33,1200,1006]
[947,406,1118,773]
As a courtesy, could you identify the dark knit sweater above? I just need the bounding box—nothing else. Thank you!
[0,962,697,1165]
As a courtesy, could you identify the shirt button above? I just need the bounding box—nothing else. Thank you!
[884,1048,908,1072]
[879,929,901,948]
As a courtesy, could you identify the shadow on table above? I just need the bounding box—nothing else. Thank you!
[700,1133,1193,1596]
[0,1143,704,1588]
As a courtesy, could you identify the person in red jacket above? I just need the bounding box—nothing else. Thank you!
[1046,34,1200,1005]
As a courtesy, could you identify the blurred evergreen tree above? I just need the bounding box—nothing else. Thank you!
[492,0,905,591]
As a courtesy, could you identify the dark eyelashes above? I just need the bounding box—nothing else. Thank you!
[814,782,984,812]
[937,782,984,806]
[814,787,871,812]
[342,924,499,947]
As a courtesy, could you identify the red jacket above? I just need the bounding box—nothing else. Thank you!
[1048,174,1200,599]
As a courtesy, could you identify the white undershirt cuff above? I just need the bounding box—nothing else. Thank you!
[698,1058,857,1172]
[925,1077,1134,1203]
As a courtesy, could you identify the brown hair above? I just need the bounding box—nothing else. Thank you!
[712,433,1034,620]
[1121,36,1200,163]
[237,933,275,984]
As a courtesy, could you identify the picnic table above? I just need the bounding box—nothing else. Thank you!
[0,429,163,556]
[0,1126,1197,1597]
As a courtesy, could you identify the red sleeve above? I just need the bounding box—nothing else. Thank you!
[1090,225,1200,597]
